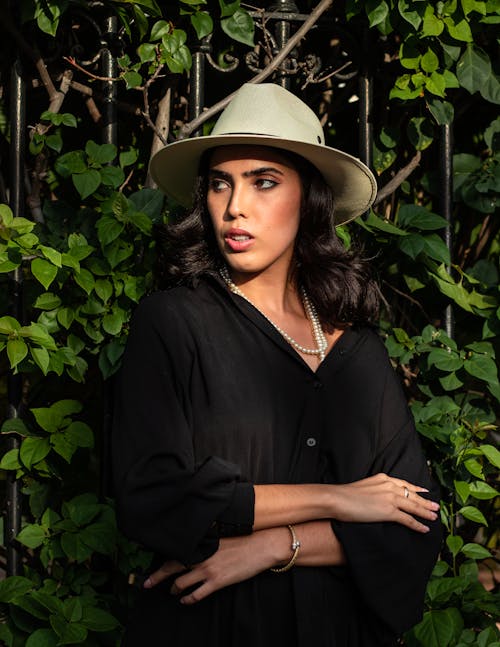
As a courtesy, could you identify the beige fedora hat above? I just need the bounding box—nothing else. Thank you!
[150,83,377,225]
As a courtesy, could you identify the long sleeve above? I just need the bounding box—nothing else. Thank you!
[325,331,442,639]
[112,292,254,565]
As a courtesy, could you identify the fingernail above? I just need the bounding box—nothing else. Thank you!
[143,578,152,589]
[431,502,440,510]
[423,526,430,533]
[421,488,429,492]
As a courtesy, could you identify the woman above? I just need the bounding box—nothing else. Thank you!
[112,83,442,646]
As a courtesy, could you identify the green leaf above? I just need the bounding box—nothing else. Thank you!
[408,117,434,150]
[464,355,498,383]
[428,347,463,371]
[426,72,446,97]
[362,211,408,236]
[50,431,77,462]
[1,418,29,436]
[95,279,113,303]
[413,608,463,647]
[422,6,444,36]
[191,11,213,39]
[39,245,62,267]
[67,421,94,448]
[446,534,464,556]
[398,0,423,29]
[51,399,82,417]
[20,436,51,468]
[45,132,63,153]
[79,521,116,554]
[464,458,485,480]
[459,505,488,525]
[461,543,491,559]
[119,147,139,168]
[96,216,125,246]
[49,615,88,644]
[63,597,83,623]
[0,316,21,334]
[439,371,463,390]
[31,346,50,374]
[456,45,492,94]
[85,141,117,165]
[17,523,46,548]
[104,239,134,268]
[74,268,95,295]
[57,307,75,330]
[20,323,57,349]
[469,480,499,500]
[100,165,125,188]
[366,0,389,26]
[0,448,21,471]
[31,407,59,433]
[444,16,473,41]
[34,293,62,310]
[221,8,254,46]
[25,629,59,647]
[0,576,33,602]
[32,258,58,289]
[73,170,101,200]
[55,150,87,177]
[7,339,28,369]
[480,444,500,468]
[427,98,455,125]
[421,48,439,73]
[60,532,93,563]
[129,188,164,219]
[423,234,451,264]
[123,71,143,89]
[151,19,171,40]
[102,308,126,335]
[80,606,119,632]
[219,0,240,18]
[398,205,448,230]
[137,43,156,63]
[129,211,153,234]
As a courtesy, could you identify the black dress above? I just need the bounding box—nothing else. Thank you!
[112,274,442,647]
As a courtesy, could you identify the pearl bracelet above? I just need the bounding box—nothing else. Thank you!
[270,525,301,573]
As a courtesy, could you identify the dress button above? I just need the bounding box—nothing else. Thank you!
[313,381,323,390]
[306,437,317,447]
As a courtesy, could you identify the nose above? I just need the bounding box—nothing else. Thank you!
[226,182,248,220]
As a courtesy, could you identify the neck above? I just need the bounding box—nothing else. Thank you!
[227,266,299,315]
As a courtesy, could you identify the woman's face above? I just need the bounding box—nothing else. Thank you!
[207,145,302,279]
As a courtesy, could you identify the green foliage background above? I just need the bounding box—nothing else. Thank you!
[0,0,498,645]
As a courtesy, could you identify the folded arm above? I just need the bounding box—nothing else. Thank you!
[144,519,344,604]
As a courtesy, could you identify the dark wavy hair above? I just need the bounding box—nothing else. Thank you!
[154,148,380,331]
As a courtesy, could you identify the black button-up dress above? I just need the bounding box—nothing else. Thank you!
[112,275,442,647]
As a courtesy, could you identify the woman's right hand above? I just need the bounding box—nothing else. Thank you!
[329,473,439,532]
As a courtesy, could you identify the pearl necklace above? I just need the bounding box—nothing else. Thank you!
[220,267,328,362]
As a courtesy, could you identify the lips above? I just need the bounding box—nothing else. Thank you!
[224,228,254,252]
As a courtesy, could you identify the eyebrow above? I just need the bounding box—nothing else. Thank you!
[208,166,284,179]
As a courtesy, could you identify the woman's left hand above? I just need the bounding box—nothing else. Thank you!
[143,527,288,605]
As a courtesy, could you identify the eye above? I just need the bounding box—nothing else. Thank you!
[208,178,229,193]
[255,178,277,190]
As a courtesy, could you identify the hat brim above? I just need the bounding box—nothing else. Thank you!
[149,134,377,225]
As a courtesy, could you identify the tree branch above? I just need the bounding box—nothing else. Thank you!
[179,0,333,139]
[374,151,422,205]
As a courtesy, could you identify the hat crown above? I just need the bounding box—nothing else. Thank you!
[212,84,325,146]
